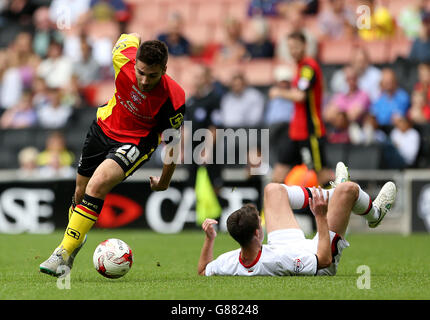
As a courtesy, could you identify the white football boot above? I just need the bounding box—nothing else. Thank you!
[330,161,350,188]
[39,246,70,277]
[368,181,397,228]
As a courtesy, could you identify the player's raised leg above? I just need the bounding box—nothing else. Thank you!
[325,180,397,235]
[263,183,301,234]
[39,159,125,276]
[325,181,358,238]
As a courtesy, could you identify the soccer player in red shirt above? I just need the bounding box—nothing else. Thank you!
[40,33,186,276]
[270,32,333,186]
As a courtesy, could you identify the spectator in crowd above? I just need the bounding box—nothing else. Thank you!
[277,0,320,16]
[408,89,430,124]
[220,72,265,128]
[37,130,75,170]
[215,17,248,63]
[357,0,396,41]
[73,36,101,86]
[62,74,85,109]
[0,90,37,128]
[0,0,39,47]
[186,64,222,134]
[409,12,430,63]
[185,64,223,194]
[32,76,50,109]
[11,32,40,89]
[245,17,274,59]
[17,146,40,178]
[330,46,382,102]
[351,113,388,145]
[324,65,370,126]
[265,65,294,126]
[157,13,191,57]
[414,62,430,102]
[37,88,73,128]
[90,0,130,27]
[37,39,73,89]
[317,0,355,40]
[0,49,23,111]
[38,151,76,178]
[265,65,294,166]
[0,32,40,111]
[398,0,430,40]
[49,0,91,29]
[390,115,421,167]
[370,68,410,126]
[326,111,351,144]
[248,0,280,17]
[32,6,63,58]
[276,8,318,63]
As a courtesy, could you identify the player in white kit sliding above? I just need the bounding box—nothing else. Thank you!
[198,162,397,276]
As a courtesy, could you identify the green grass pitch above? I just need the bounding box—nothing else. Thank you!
[0,230,429,300]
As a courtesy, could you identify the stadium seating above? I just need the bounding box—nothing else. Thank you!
[1,0,429,172]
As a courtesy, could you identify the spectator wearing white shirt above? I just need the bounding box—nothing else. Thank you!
[390,115,421,167]
[220,72,265,128]
[37,40,73,89]
[37,88,72,128]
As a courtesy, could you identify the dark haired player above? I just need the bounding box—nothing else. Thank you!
[270,31,333,186]
[198,163,396,276]
[40,33,185,276]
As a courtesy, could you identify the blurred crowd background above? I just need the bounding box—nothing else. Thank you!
[1,0,430,179]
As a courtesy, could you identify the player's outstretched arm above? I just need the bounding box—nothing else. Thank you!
[150,146,177,191]
[197,219,218,276]
[309,187,332,269]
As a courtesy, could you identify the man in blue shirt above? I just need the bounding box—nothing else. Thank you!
[370,68,410,125]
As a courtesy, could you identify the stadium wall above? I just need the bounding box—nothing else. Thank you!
[0,168,427,235]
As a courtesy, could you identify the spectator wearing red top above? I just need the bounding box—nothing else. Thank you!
[414,62,430,103]
[409,89,430,124]
[270,32,333,186]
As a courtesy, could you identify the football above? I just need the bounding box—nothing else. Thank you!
[93,238,133,279]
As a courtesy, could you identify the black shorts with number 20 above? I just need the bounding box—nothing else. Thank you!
[77,121,160,179]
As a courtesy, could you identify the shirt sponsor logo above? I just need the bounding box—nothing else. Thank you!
[294,258,304,273]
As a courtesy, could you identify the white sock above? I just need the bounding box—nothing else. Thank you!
[281,185,333,209]
[352,186,380,222]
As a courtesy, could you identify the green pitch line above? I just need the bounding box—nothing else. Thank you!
[0,230,429,300]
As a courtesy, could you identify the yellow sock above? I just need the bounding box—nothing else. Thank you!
[59,206,97,254]
[59,194,104,255]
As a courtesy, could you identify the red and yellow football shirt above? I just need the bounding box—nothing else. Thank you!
[97,34,185,145]
[289,57,325,141]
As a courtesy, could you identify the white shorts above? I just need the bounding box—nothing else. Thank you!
[267,228,350,276]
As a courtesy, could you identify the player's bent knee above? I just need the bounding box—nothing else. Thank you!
[264,183,284,198]
[85,173,119,199]
[336,181,359,198]
[264,183,288,204]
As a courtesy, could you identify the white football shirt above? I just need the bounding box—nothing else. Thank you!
[205,229,349,277]
[205,242,318,277]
